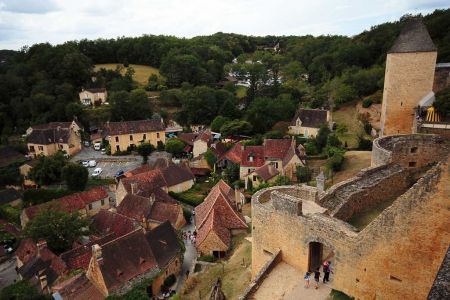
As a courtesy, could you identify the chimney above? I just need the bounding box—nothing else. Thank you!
[291,136,296,147]
[36,240,47,251]
[92,244,102,261]
[131,182,138,195]
[142,215,147,229]
[234,185,242,211]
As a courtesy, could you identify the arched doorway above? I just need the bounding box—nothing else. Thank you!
[308,242,335,272]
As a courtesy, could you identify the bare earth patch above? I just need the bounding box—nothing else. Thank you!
[332,151,372,184]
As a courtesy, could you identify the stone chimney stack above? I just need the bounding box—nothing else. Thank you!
[131,182,138,195]
[36,240,47,254]
[316,170,326,193]
[234,185,242,211]
[92,244,102,262]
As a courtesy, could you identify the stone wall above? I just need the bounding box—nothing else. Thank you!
[371,134,448,167]
[251,154,450,299]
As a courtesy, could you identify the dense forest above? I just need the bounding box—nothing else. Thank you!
[0,9,449,143]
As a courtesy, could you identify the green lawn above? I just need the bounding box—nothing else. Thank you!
[170,180,215,207]
[94,63,160,86]
[332,103,363,149]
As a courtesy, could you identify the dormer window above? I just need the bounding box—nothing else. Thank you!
[248,154,254,162]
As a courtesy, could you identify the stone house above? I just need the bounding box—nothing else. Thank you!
[19,160,39,188]
[79,88,108,106]
[193,130,212,158]
[249,134,449,300]
[288,108,331,137]
[86,222,182,297]
[104,120,166,154]
[20,187,110,227]
[116,163,194,206]
[51,273,104,300]
[16,239,67,294]
[27,122,82,158]
[195,180,247,257]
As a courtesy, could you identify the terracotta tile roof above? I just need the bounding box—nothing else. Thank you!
[178,133,199,146]
[196,210,231,250]
[0,147,24,167]
[146,221,181,268]
[52,273,103,300]
[282,145,298,167]
[124,164,153,177]
[264,139,292,159]
[190,167,211,176]
[149,202,181,225]
[254,164,280,181]
[0,219,21,236]
[210,142,228,159]
[24,187,108,221]
[195,130,212,143]
[290,109,328,128]
[121,169,166,192]
[159,164,194,186]
[117,194,153,220]
[240,145,265,167]
[16,238,38,265]
[195,180,247,248]
[60,234,116,271]
[97,229,158,292]
[106,120,164,136]
[92,210,139,237]
[222,143,243,164]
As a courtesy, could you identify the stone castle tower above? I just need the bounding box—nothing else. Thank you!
[380,19,437,136]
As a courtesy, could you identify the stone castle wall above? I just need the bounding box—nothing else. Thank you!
[251,154,450,299]
[380,52,437,136]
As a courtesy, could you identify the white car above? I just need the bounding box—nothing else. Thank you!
[94,142,102,151]
[82,161,89,167]
[101,148,106,155]
[92,167,102,177]
[88,160,97,167]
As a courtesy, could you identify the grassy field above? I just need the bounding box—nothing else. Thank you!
[235,86,247,98]
[332,103,363,149]
[171,180,214,206]
[94,63,159,86]
[180,234,251,300]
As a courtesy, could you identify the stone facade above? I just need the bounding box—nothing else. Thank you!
[380,52,437,136]
[251,135,449,299]
[109,131,165,154]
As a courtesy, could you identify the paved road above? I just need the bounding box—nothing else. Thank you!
[175,220,197,293]
[0,257,18,289]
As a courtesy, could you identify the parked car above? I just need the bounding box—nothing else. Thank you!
[114,170,124,177]
[92,167,102,177]
[101,148,106,155]
[88,160,97,167]
[82,161,89,168]
[94,142,102,151]
[83,141,90,147]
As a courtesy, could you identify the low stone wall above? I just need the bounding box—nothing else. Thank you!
[238,249,281,300]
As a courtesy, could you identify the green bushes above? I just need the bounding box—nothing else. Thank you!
[326,152,345,171]
[198,255,216,263]
[169,191,203,207]
[182,207,192,223]
[163,274,176,288]
[362,98,373,108]
[296,166,312,183]
[0,205,21,225]
[24,188,74,206]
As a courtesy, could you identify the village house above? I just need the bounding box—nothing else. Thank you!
[16,239,67,294]
[19,160,39,188]
[116,163,195,205]
[20,187,110,227]
[220,139,305,189]
[288,108,331,137]
[79,88,108,106]
[195,180,247,257]
[86,221,182,297]
[104,120,166,154]
[26,121,82,158]
[51,273,104,300]
[193,130,212,158]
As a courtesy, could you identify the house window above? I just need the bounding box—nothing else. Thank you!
[29,146,35,152]
[58,144,63,150]
[157,132,160,139]
[253,175,257,182]
[248,168,251,174]
[116,145,120,151]
[38,146,44,151]
[115,136,119,142]
[408,161,417,167]
[143,134,146,140]
[129,135,133,141]
[101,199,105,206]
[88,204,93,210]
[275,162,279,169]
[410,147,418,154]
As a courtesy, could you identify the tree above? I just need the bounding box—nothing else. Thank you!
[210,115,229,132]
[315,125,331,152]
[296,166,312,183]
[434,86,450,117]
[30,152,67,186]
[0,280,48,300]
[165,138,186,157]
[273,175,291,186]
[62,163,88,191]
[137,142,155,163]
[25,210,89,254]
[204,149,217,169]
[220,120,253,137]
[222,163,240,184]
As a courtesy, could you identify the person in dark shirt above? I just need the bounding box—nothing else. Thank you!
[314,269,321,289]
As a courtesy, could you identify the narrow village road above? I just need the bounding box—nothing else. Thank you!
[175,220,197,293]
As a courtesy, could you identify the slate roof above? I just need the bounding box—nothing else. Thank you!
[290,109,328,128]
[31,122,73,131]
[91,209,139,237]
[146,221,181,268]
[0,189,22,205]
[52,273,103,300]
[264,139,293,159]
[97,229,159,292]
[27,128,71,145]
[117,194,153,220]
[254,164,280,181]
[105,120,164,135]
[389,19,437,54]
[85,88,106,93]
[159,164,194,186]
[195,180,247,249]
[0,147,24,167]
[24,187,108,221]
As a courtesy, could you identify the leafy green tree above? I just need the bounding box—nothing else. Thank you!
[304,141,318,155]
[210,116,229,132]
[326,133,342,148]
[315,125,331,152]
[204,149,217,169]
[109,89,152,121]
[296,166,312,183]
[136,142,155,163]
[220,120,253,137]
[0,280,48,300]
[62,163,88,191]
[30,152,67,186]
[25,210,89,254]
[434,86,450,117]
[165,138,186,156]
[273,175,291,186]
[222,163,240,184]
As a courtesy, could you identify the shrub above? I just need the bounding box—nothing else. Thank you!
[326,153,345,171]
[304,141,318,155]
[182,207,192,223]
[24,188,73,206]
[62,163,88,191]
[198,255,216,263]
[362,98,373,108]
[296,166,312,183]
[357,135,373,150]
[163,274,176,288]
[363,121,372,135]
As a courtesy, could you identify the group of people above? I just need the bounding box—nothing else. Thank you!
[182,230,196,244]
[304,261,333,289]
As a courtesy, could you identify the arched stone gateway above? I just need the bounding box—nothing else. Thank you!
[306,239,336,272]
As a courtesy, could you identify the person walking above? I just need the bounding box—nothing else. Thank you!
[304,271,311,288]
[323,261,329,283]
[314,269,321,289]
